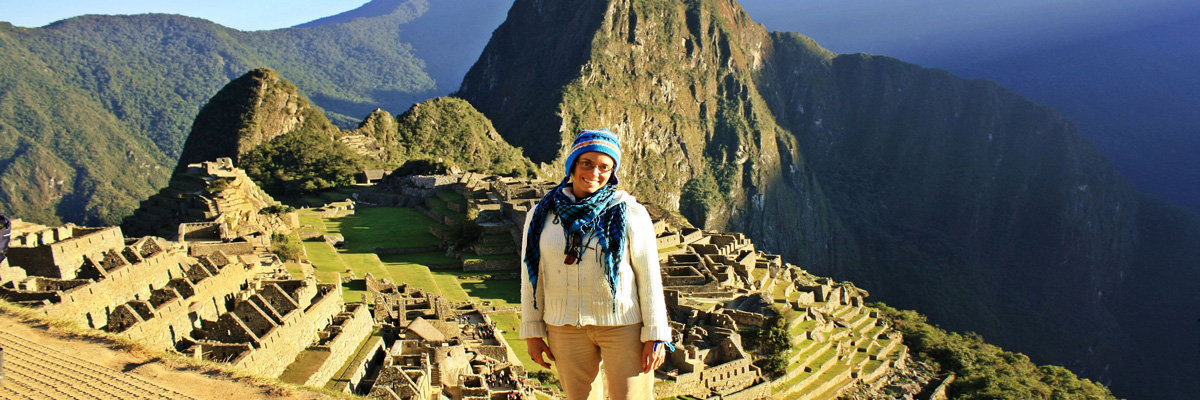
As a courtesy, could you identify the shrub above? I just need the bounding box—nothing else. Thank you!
[270,233,304,262]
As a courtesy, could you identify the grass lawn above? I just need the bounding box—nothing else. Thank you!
[491,312,549,374]
[376,256,440,294]
[430,270,470,302]
[383,251,459,266]
[324,207,441,251]
[459,277,520,306]
[284,262,306,279]
[301,240,344,282]
[299,206,524,310]
[298,212,329,231]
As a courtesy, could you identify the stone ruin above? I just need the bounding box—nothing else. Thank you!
[0,160,367,388]
[122,158,298,240]
[1,163,916,399]
[0,219,364,381]
[360,275,531,400]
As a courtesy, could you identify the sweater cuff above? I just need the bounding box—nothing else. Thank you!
[640,323,672,342]
[520,321,548,339]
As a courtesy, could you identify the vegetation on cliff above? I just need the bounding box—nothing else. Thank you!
[876,304,1117,400]
[370,97,538,177]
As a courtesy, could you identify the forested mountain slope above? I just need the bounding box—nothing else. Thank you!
[0,0,507,225]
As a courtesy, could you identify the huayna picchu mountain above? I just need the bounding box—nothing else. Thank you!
[128,67,534,223]
[457,0,1200,398]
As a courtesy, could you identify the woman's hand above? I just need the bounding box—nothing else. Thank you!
[641,341,666,373]
[526,337,556,368]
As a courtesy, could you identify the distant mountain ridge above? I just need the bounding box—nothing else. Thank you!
[0,0,510,226]
[457,0,1200,398]
[738,1,1200,217]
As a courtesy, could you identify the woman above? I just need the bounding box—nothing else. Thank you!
[520,129,672,399]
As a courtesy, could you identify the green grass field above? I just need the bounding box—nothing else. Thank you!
[297,206,520,308]
[491,311,549,375]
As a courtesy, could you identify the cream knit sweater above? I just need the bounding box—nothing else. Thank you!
[519,189,672,343]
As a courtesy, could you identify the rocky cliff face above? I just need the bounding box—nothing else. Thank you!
[458,0,1200,396]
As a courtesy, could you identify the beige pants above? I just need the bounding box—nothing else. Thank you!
[546,324,651,400]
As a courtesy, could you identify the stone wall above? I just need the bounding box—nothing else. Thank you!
[657,232,681,248]
[303,303,374,387]
[7,227,124,279]
[115,257,254,350]
[189,241,254,257]
[230,283,344,378]
[470,244,516,256]
[39,246,189,329]
[0,259,27,285]
[179,222,224,241]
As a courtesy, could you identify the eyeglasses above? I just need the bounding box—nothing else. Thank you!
[564,231,582,265]
[578,159,613,174]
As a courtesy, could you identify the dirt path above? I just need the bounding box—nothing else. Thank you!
[0,311,329,399]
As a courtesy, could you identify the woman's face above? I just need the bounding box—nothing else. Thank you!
[570,151,615,198]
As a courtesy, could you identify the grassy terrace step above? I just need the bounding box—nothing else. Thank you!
[279,348,330,384]
[859,359,889,383]
[775,343,840,396]
[784,339,831,380]
[436,189,467,204]
[860,323,888,340]
[831,303,859,320]
[847,312,873,331]
[798,363,855,400]
[789,339,819,364]
[462,253,519,262]
[789,318,819,338]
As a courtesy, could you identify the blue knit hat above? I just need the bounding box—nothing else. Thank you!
[565,129,622,184]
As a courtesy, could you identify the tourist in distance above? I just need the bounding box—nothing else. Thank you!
[520,129,673,399]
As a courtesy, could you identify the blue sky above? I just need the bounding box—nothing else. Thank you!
[738,0,1200,61]
[0,0,369,30]
[3,0,1198,58]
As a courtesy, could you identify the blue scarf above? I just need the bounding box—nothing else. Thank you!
[524,181,627,309]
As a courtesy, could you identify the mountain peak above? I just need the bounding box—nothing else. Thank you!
[292,0,426,28]
[174,68,333,173]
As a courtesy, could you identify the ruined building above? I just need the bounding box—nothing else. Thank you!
[362,275,531,400]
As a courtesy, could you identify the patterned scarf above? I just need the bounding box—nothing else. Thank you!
[524,180,627,309]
